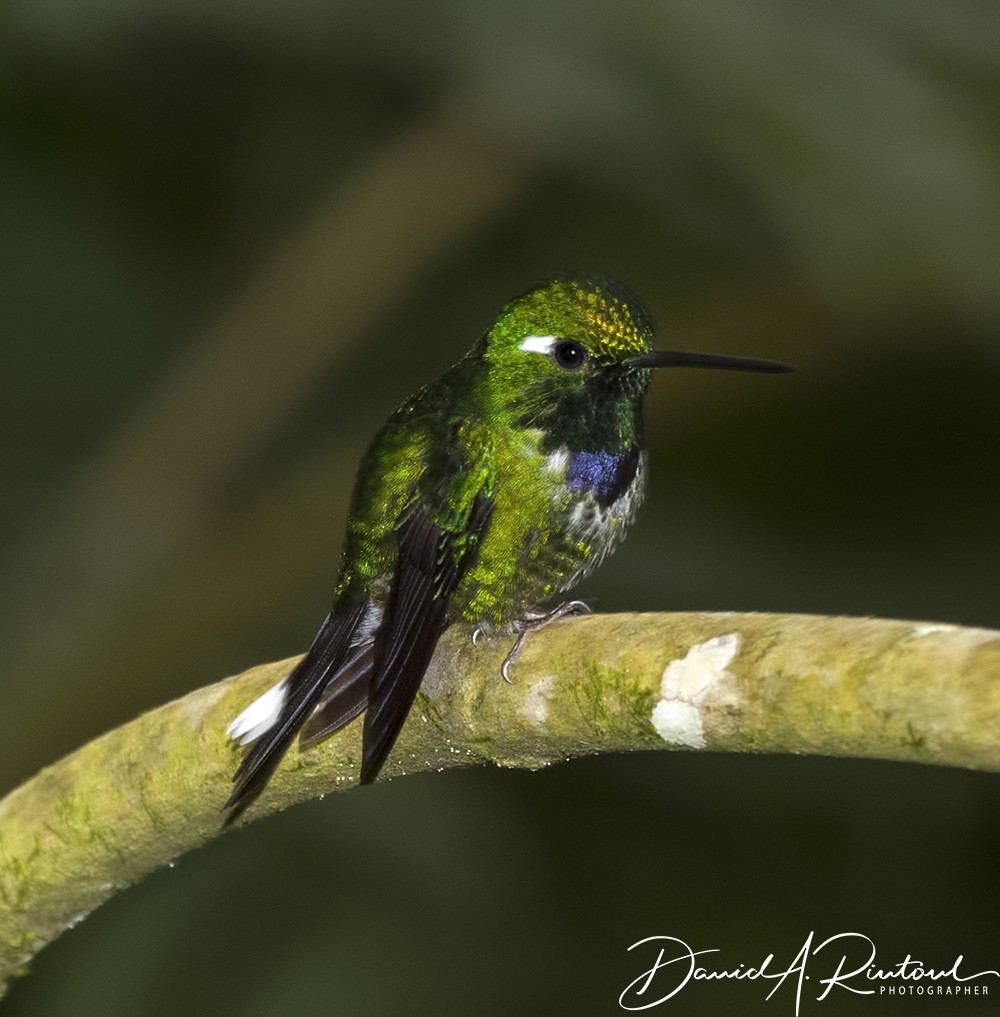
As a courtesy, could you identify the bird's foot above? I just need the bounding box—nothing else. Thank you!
[499,600,592,683]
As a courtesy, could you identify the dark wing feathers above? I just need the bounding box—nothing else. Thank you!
[227,485,493,810]
[360,493,492,784]
[298,640,374,746]
[225,601,366,812]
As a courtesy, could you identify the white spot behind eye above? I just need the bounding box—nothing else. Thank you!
[518,335,558,356]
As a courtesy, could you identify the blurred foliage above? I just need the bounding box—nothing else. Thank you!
[1,1,998,1014]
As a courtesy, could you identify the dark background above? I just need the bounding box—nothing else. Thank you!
[2,2,998,1014]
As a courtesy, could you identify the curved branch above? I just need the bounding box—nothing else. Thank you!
[1,611,998,993]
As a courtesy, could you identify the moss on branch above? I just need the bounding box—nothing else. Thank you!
[1,611,998,994]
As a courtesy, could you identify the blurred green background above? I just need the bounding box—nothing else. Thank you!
[2,1,998,1014]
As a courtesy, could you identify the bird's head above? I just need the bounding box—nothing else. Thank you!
[479,273,788,443]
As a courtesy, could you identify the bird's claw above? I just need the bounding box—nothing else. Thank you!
[500,632,527,684]
[498,600,593,682]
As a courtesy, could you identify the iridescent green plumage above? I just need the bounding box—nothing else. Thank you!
[225,273,788,810]
[337,274,654,627]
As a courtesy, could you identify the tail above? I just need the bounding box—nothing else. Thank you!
[224,602,371,813]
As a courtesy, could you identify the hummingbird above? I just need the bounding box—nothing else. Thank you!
[225,273,789,810]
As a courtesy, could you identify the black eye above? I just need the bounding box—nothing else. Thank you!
[553,339,587,371]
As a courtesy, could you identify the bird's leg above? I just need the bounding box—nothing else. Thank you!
[499,600,592,683]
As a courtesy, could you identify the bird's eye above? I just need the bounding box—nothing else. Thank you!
[552,339,587,371]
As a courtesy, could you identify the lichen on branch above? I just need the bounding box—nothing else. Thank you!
[1,611,998,995]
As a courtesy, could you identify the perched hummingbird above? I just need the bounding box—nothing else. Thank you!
[225,273,788,810]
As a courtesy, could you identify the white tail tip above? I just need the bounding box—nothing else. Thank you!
[226,678,289,746]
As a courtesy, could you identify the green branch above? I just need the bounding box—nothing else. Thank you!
[1,611,998,994]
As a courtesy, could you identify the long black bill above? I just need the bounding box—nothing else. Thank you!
[628,350,792,373]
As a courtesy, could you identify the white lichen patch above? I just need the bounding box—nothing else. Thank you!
[651,633,740,748]
[651,700,706,748]
[523,675,555,727]
[909,623,957,639]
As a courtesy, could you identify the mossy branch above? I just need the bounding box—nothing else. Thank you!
[1,611,998,993]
